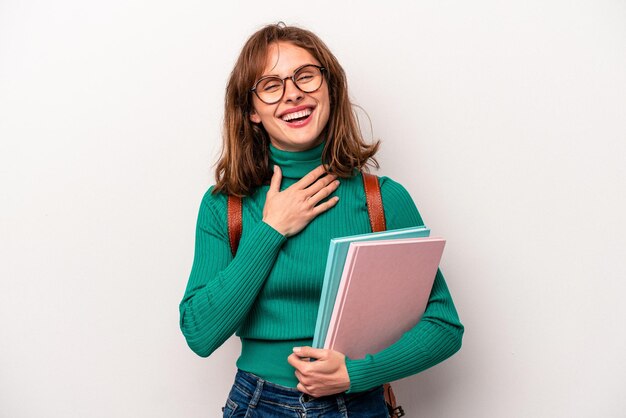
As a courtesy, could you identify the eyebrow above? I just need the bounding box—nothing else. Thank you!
[259,63,319,78]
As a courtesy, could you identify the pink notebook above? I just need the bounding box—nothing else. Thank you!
[323,237,445,359]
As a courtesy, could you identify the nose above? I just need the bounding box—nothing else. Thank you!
[283,78,304,103]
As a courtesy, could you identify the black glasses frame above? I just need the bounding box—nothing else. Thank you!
[250,64,326,104]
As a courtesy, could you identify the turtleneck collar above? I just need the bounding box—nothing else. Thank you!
[269,141,325,179]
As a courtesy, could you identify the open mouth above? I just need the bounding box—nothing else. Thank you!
[281,108,313,125]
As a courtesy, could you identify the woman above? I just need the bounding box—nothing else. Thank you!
[179,23,464,417]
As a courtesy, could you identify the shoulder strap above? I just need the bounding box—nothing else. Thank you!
[227,195,243,256]
[361,172,386,233]
[226,172,386,255]
[361,173,404,416]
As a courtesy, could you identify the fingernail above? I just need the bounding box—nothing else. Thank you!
[293,347,302,353]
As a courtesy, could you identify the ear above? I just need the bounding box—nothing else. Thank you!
[249,108,261,124]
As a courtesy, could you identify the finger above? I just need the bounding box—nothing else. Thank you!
[268,165,282,194]
[287,353,302,369]
[304,173,338,197]
[295,371,313,390]
[293,165,328,189]
[307,179,340,206]
[294,369,304,383]
[288,353,312,370]
[293,346,326,360]
[311,196,340,216]
[296,383,310,395]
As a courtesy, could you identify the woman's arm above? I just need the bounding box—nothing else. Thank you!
[179,166,341,358]
[344,177,464,392]
[345,267,463,392]
[287,177,463,396]
[179,186,286,357]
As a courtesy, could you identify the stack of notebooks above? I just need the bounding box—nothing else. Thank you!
[312,226,445,360]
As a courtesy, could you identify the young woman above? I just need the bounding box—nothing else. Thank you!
[179,23,464,417]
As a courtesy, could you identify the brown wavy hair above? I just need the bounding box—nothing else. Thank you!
[213,23,380,197]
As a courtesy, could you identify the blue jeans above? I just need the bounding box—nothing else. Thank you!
[222,369,389,417]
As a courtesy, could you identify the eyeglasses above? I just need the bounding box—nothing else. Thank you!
[250,64,326,105]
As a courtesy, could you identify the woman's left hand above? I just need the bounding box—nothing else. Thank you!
[287,346,350,397]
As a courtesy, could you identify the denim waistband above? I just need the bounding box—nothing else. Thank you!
[233,369,349,410]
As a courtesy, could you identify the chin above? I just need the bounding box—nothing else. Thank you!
[273,134,323,151]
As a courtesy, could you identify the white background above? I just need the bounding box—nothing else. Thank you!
[1,1,625,417]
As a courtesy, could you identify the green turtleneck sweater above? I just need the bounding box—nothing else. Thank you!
[179,141,463,393]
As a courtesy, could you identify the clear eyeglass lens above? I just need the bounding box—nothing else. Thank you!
[256,65,322,104]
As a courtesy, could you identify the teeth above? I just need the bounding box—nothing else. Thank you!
[281,108,312,122]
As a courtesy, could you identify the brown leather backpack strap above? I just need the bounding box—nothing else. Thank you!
[361,172,386,233]
[384,383,405,417]
[227,195,243,256]
[362,172,405,417]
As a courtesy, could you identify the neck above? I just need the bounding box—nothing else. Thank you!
[269,141,325,179]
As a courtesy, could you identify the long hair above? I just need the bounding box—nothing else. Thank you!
[213,23,380,197]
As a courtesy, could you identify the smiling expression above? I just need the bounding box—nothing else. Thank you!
[249,42,331,152]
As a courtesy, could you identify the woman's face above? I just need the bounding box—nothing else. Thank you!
[249,42,331,152]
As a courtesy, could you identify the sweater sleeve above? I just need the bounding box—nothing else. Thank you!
[179,187,286,357]
[344,177,464,393]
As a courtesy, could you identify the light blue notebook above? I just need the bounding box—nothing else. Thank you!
[312,225,431,348]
